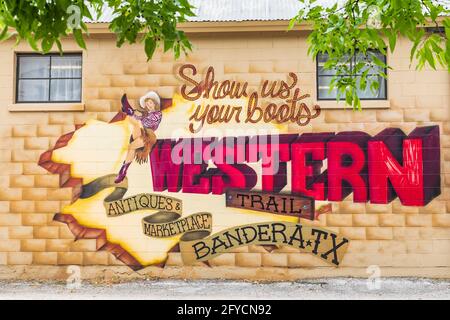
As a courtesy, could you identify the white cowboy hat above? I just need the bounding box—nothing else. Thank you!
[139,91,161,109]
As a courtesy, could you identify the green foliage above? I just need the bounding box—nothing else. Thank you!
[0,0,195,60]
[290,0,450,110]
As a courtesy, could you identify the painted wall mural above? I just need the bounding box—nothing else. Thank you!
[38,64,441,271]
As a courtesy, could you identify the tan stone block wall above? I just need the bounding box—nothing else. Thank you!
[0,30,448,280]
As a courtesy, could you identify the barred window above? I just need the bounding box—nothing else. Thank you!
[317,51,387,100]
[16,53,82,103]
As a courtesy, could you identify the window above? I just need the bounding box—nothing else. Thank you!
[317,51,387,100]
[16,53,82,103]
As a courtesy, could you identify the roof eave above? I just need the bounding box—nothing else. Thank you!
[87,20,312,34]
[86,16,448,34]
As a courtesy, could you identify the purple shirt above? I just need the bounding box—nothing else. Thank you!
[133,111,162,131]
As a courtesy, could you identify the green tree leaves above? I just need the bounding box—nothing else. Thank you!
[290,0,450,110]
[0,0,195,60]
[107,0,195,60]
[144,36,157,60]
[73,28,86,50]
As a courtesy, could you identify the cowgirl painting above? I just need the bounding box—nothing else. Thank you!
[115,91,162,183]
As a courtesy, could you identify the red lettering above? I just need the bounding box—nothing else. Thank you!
[368,126,440,206]
[327,132,370,202]
[148,127,440,207]
[291,133,334,200]
[150,140,183,192]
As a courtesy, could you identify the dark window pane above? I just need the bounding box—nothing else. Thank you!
[317,54,337,76]
[17,79,49,102]
[50,79,82,101]
[51,56,82,78]
[356,75,386,99]
[317,76,338,99]
[356,51,386,75]
[317,53,351,76]
[18,56,50,78]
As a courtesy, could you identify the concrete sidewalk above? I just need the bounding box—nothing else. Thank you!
[0,278,449,300]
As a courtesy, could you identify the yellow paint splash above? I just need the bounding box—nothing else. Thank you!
[52,114,296,266]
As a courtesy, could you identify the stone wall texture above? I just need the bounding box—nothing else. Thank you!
[0,30,449,281]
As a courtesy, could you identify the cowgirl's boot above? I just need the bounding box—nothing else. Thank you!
[121,94,134,115]
[114,161,131,183]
